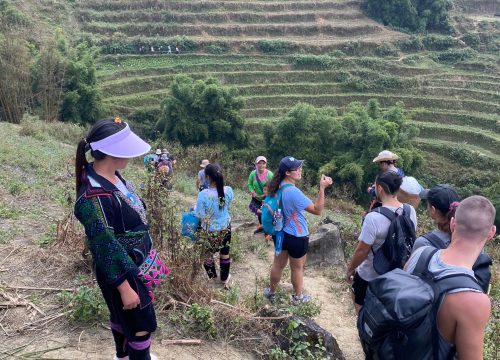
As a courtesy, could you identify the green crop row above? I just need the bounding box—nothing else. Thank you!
[77,9,363,24]
[411,109,500,132]
[83,21,380,38]
[79,0,362,13]
[243,94,500,114]
[423,79,500,92]
[415,138,500,170]
[416,122,500,155]
[416,86,500,103]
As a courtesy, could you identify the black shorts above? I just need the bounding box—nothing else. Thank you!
[273,232,309,259]
[352,272,369,306]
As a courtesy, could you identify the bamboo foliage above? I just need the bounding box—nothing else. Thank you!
[36,41,67,122]
[0,35,33,123]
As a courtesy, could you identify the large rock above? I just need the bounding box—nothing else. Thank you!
[260,307,345,360]
[307,222,345,266]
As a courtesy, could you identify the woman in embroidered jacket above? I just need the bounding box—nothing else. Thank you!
[74,118,166,360]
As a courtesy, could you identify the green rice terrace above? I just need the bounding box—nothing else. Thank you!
[81,0,500,192]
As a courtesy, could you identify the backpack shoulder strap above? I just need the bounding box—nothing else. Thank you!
[372,206,396,221]
[422,231,446,249]
[413,247,439,276]
[435,273,483,294]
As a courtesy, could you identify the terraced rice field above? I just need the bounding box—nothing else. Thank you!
[77,0,500,188]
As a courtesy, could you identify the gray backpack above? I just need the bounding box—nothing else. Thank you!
[358,247,483,360]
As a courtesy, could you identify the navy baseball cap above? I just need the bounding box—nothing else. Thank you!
[419,184,460,214]
[279,156,304,172]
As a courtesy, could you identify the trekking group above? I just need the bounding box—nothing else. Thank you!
[74,119,496,360]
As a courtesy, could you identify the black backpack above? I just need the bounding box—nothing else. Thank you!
[358,247,483,360]
[422,231,492,294]
[371,204,416,275]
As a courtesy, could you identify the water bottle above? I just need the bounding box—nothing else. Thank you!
[274,209,283,232]
[275,230,284,256]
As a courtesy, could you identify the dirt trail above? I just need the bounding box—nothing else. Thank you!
[231,227,363,359]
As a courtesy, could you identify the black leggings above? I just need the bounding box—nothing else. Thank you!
[200,228,231,281]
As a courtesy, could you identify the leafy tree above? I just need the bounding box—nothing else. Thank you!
[156,75,247,148]
[266,100,423,199]
[364,0,452,33]
[59,42,102,124]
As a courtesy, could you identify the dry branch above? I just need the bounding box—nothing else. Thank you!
[160,339,203,345]
[5,285,75,292]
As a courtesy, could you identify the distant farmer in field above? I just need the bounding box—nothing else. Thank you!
[74,117,166,360]
[175,46,180,54]
[247,156,273,234]
[196,159,210,192]
[167,45,172,54]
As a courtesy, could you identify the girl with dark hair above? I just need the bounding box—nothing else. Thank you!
[195,163,234,288]
[347,171,417,313]
[412,184,460,252]
[74,117,166,360]
[264,156,333,305]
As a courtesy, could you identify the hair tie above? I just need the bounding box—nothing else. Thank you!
[83,138,88,144]
[449,201,460,210]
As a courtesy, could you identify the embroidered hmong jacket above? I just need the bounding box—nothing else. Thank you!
[74,164,152,288]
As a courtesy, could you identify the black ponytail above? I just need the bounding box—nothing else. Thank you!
[75,118,126,195]
[205,163,225,209]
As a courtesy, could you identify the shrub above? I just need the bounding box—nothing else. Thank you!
[291,55,333,70]
[58,286,108,323]
[205,43,229,54]
[364,0,452,33]
[422,34,456,51]
[341,40,363,56]
[375,43,399,56]
[395,35,424,52]
[431,48,477,63]
[461,32,481,48]
[257,39,295,54]
[239,42,255,53]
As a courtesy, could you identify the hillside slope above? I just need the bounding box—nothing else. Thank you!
[76,0,500,202]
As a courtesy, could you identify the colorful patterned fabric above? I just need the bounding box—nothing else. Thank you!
[138,248,169,290]
[75,195,139,287]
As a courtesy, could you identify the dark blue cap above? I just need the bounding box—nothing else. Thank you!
[279,156,304,172]
[419,184,460,214]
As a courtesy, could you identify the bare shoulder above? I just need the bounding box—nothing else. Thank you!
[444,291,491,322]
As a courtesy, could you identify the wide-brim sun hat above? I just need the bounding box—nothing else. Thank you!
[200,159,210,168]
[255,155,267,164]
[373,150,399,163]
[90,123,151,158]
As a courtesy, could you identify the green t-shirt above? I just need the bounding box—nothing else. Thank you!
[247,169,273,200]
